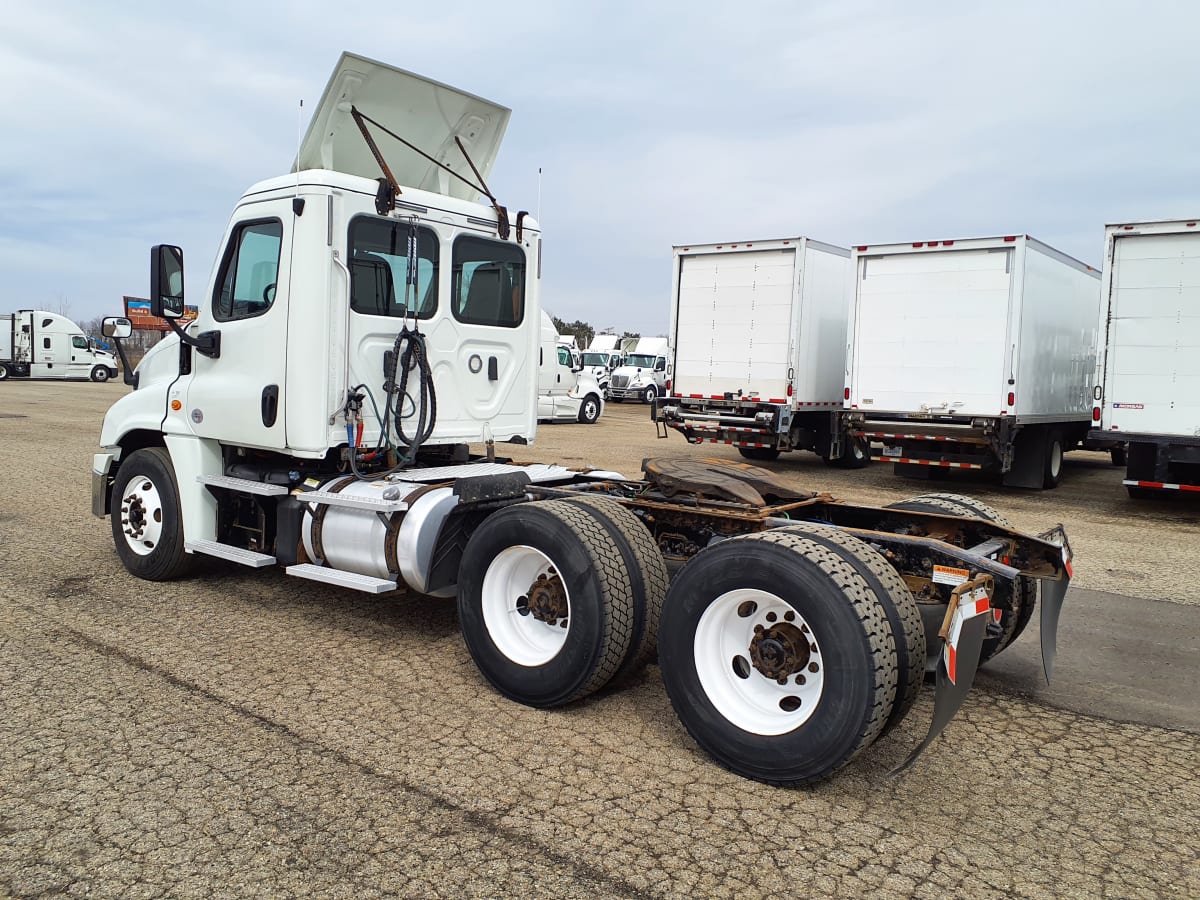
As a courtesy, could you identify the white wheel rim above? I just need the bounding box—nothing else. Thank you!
[1050,441,1063,478]
[481,545,570,666]
[693,589,824,735]
[118,476,165,556]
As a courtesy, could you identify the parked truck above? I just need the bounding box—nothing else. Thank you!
[845,236,1102,489]
[607,336,670,403]
[1,310,120,382]
[1094,219,1200,498]
[654,237,868,466]
[538,312,604,424]
[92,52,1073,785]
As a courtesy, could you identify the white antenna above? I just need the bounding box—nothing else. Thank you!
[537,167,542,222]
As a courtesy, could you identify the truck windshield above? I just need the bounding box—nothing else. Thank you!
[349,217,438,318]
[581,353,608,366]
[452,236,525,327]
[626,354,656,368]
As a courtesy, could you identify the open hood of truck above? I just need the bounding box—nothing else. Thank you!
[294,52,510,203]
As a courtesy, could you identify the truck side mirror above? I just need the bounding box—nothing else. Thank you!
[150,244,186,318]
[102,317,133,339]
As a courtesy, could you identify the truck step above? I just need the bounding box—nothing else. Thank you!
[185,539,276,567]
[285,563,400,594]
[197,474,289,496]
[298,490,409,512]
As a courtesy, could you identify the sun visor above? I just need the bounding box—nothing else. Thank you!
[294,52,510,203]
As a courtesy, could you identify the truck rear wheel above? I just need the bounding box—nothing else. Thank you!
[110,447,192,581]
[1043,430,1064,488]
[457,501,635,707]
[826,435,870,469]
[658,531,897,785]
[738,447,781,462]
[885,493,1036,662]
[562,497,668,682]
[91,366,111,383]
[774,523,924,739]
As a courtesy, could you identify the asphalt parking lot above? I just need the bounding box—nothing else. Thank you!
[2,382,1197,898]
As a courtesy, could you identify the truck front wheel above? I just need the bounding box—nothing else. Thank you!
[457,501,635,707]
[658,531,898,785]
[642,385,658,404]
[110,447,192,581]
[0,363,8,381]
[91,366,111,383]
[577,394,601,424]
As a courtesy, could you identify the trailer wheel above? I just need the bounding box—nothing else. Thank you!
[827,435,870,469]
[577,394,602,424]
[562,497,668,681]
[774,524,924,739]
[90,366,111,383]
[1043,430,1064,488]
[737,447,781,462]
[457,500,635,707]
[110,447,192,581]
[658,531,897,785]
[885,493,1036,662]
[642,385,658,404]
[0,363,8,381]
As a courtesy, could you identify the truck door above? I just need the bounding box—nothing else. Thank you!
[33,318,64,377]
[184,201,291,449]
[69,335,92,378]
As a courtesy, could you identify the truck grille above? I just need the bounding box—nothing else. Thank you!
[611,375,628,389]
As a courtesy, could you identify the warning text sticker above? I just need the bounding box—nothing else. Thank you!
[932,564,971,586]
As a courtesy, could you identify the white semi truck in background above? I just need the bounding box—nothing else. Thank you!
[845,236,1104,489]
[91,52,1074,786]
[654,237,868,466]
[1094,219,1200,498]
[607,336,670,403]
[1,310,120,382]
[538,312,604,424]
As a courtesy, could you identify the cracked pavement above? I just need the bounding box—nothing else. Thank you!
[1,383,1198,898]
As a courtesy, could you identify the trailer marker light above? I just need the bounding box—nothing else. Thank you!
[844,387,851,400]
[1188,223,1197,228]
[913,242,922,248]
[1123,225,1134,230]
[1092,407,1101,422]
[1003,236,1017,242]
[856,245,868,251]
[943,240,953,246]
[1007,392,1015,406]
[170,400,182,411]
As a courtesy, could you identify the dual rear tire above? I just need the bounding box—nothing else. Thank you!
[456,499,667,707]
[658,527,925,785]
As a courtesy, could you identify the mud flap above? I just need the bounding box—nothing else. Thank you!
[891,585,991,776]
[1037,528,1073,684]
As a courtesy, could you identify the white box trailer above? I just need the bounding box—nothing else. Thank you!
[655,237,867,466]
[1095,219,1200,498]
[846,235,1103,488]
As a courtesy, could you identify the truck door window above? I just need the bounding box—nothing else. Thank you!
[348,216,439,319]
[214,219,283,321]
[452,236,526,328]
[557,347,571,366]
[72,336,88,350]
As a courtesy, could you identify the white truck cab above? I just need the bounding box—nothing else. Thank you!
[538,313,604,424]
[1,310,120,382]
[88,51,1076,789]
[608,337,669,403]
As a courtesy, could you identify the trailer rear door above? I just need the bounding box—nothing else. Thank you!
[853,248,1012,416]
[1106,231,1200,435]
[674,248,796,399]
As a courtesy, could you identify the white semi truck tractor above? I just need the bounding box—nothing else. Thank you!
[93,52,1075,785]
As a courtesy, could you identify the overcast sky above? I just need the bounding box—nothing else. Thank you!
[2,1,1199,334]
